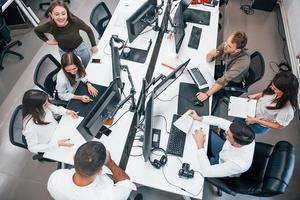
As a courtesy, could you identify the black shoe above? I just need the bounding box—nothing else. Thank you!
[134,193,143,200]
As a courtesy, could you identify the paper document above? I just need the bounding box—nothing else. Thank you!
[173,111,205,134]
[228,96,257,118]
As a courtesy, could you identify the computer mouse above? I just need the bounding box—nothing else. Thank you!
[193,100,204,107]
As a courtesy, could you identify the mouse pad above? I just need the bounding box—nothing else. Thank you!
[177,82,209,116]
[67,82,108,117]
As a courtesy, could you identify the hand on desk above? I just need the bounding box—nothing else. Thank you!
[192,129,205,149]
[87,83,99,97]
[58,138,74,147]
[188,110,203,121]
[196,92,209,102]
[66,110,79,119]
[80,95,93,103]
[90,46,98,54]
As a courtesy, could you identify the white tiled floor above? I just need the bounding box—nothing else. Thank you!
[0,0,299,199]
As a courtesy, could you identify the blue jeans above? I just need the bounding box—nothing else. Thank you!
[233,118,270,134]
[59,42,90,67]
[208,130,225,165]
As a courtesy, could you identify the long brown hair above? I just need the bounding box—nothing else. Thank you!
[61,52,86,86]
[263,71,299,110]
[48,0,76,26]
[22,89,50,126]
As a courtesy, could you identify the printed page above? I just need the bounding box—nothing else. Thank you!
[228,96,257,118]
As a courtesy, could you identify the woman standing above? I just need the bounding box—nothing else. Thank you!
[241,71,299,134]
[56,52,98,102]
[34,0,97,67]
[22,89,78,153]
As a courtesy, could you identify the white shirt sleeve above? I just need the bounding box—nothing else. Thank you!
[47,171,68,200]
[48,104,67,116]
[275,107,294,127]
[23,122,57,154]
[202,116,231,131]
[197,149,242,177]
[56,70,75,101]
[110,179,137,200]
[80,74,88,83]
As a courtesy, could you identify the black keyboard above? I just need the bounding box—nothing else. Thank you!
[188,67,207,88]
[166,114,186,157]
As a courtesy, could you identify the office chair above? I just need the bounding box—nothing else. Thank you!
[206,141,295,197]
[39,0,71,17]
[0,5,24,70]
[224,51,265,97]
[33,54,67,107]
[90,2,112,40]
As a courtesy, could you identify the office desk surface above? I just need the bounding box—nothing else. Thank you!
[125,2,219,199]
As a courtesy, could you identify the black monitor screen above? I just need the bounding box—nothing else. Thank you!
[153,59,190,99]
[143,92,154,161]
[77,81,121,141]
[126,0,157,43]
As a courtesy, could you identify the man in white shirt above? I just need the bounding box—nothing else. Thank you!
[47,141,138,200]
[189,110,255,178]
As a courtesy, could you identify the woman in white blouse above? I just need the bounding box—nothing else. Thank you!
[22,89,78,154]
[241,71,298,134]
[56,52,98,103]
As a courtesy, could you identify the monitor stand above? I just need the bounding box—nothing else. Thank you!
[120,39,152,64]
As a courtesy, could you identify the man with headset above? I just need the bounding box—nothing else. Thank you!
[189,110,255,177]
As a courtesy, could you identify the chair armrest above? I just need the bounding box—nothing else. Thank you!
[205,178,237,196]
[49,99,68,108]
[224,86,247,93]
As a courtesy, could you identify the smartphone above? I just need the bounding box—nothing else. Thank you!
[91,58,101,63]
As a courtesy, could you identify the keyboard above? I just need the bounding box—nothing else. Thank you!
[166,114,186,157]
[188,67,208,88]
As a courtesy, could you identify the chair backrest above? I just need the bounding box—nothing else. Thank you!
[89,2,112,39]
[0,5,12,43]
[9,105,27,149]
[33,54,61,98]
[245,51,265,88]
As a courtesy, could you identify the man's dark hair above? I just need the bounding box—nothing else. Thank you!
[231,31,247,49]
[74,141,106,177]
[229,121,255,145]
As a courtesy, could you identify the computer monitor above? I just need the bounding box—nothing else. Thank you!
[77,81,121,141]
[126,0,157,43]
[173,0,191,53]
[111,41,123,90]
[142,92,154,161]
[153,59,191,99]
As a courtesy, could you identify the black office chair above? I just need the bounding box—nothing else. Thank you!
[40,0,71,17]
[206,141,295,197]
[224,51,265,97]
[90,2,112,40]
[33,54,67,107]
[0,5,24,70]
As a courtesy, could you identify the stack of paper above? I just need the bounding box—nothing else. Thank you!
[173,111,204,134]
[228,96,257,118]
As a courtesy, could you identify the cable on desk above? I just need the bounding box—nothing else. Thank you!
[162,164,203,197]
[153,114,170,134]
[157,94,178,102]
[108,110,130,129]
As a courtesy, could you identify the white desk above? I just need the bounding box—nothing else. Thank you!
[43,0,165,168]
[125,3,219,199]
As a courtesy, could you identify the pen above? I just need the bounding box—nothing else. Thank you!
[161,63,176,70]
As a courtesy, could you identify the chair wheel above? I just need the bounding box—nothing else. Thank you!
[17,41,22,46]
[217,188,223,196]
[0,66,4,70]
[20,55,24,60]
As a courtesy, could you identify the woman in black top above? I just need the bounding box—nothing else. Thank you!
[34,0,98,67]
